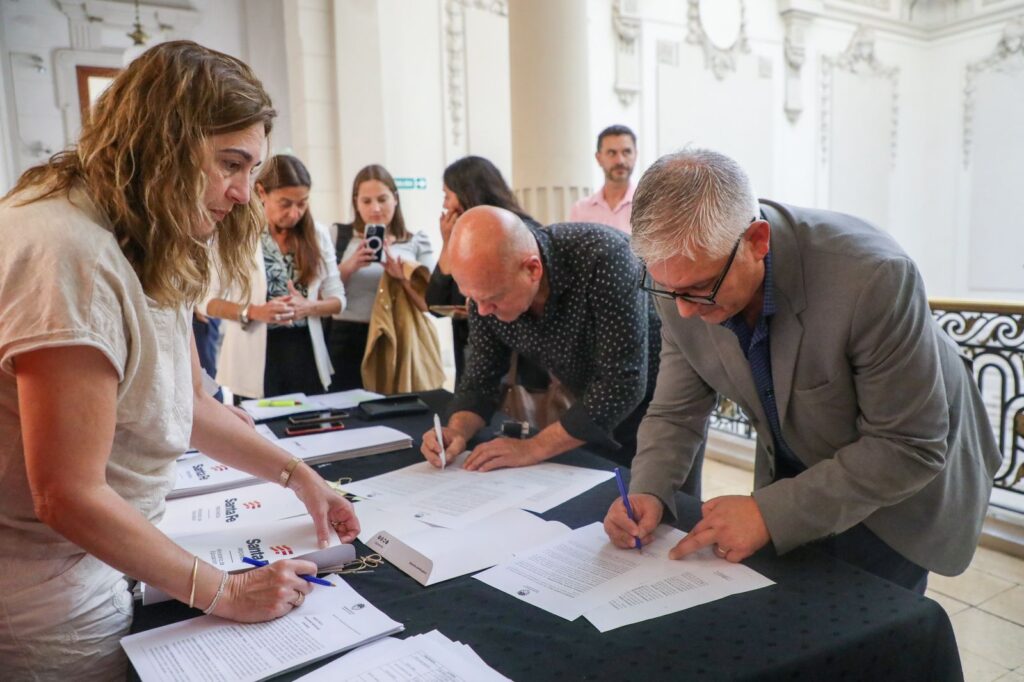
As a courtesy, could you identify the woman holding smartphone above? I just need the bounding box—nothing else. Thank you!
[328,165,435,391]
[427,156,539,383]
[201,154,346,399]
[0,42,358,678]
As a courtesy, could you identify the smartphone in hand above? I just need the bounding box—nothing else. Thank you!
[364,224,386,262]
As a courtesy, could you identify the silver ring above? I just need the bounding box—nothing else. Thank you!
[291,591,304,607]
[274,313,281,321]
[715,545,729,558]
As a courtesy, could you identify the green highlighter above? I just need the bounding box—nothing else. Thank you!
[257,399,303,407]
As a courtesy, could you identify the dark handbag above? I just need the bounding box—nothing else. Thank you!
[499,353,573,430]
[358,394,430,419]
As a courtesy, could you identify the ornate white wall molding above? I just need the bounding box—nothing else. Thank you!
[56,1,197,50]
[612,0,641,106]
[685,0,750,80]
[962,15,1024,167]
[442,0,508,159]
[820,26,900,166]
[781,9,814,123]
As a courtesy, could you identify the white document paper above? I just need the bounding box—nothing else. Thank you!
[317,389,385,410]
[481,462,615,513]
[296,630,510,681]
[583,542,775,631]
[343,455,611,517]
[365,507,570,586]
[473,522,652,620]
[123,576,403,682]
[476,523,774,626]
[157,482,307,537]
[241,392,329,421]
[169,426,412,499]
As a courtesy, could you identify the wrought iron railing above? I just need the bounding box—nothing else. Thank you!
[709,298,1024,498]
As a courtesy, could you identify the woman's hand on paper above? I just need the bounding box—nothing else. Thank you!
[603,493,662,549]
[421,427,467,468]
[463,437,540,472]
[219,559,316,622]
[289,464,360,546]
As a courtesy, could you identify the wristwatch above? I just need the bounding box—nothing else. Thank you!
[239,304,251,326]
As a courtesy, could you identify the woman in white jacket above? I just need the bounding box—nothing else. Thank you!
[202,154,345,398]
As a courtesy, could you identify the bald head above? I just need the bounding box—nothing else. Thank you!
[448,206,545,322]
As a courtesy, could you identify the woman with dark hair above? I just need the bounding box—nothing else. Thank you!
[202,154,345,398]
[427,156,538,382]
[0,43,358,677]
[328,164,435,390]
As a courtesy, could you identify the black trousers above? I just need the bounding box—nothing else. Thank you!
[327,320,369,392]
[263,325,323,397]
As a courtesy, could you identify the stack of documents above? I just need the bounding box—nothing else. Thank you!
[123,576,402,682]
[296,630,510,681]
[340,455,613,585]
[170,426,412,499]
[474,522,775,631]
[140,482,356,604]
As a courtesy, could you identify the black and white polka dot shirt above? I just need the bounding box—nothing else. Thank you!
[448,223,661,448]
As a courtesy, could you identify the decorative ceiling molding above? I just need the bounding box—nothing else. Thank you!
[57,0,198,50]
[685,0,750,80]
[612,0,641,106]
[820,26,901,166]
[442,0,508,159]
[963,15,1024,167]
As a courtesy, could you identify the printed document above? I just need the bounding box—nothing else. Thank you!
[157,481,307,537]
[474,522,773,624]
[169,426,412,498]
[343,455,612,517]
[296,630,510,681]
[240,393,328,421]
[123,575,402,682]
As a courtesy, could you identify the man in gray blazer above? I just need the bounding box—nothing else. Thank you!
[603,148,1000,592]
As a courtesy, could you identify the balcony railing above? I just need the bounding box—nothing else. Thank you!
[709,298,1024,499]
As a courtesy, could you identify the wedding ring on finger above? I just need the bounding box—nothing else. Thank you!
[291,591,304,607]
[715,545,729,558]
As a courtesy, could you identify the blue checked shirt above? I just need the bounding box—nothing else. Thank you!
[721,251,805,479]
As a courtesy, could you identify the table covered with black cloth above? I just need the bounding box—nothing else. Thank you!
[131,390,963,682]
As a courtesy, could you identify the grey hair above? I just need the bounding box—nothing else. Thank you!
[630,148,758,263]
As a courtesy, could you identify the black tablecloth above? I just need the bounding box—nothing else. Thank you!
[131,390,963,681]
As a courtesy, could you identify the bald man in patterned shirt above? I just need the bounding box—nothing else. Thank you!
[420,207,703,492]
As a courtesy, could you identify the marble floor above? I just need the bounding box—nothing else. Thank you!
[702,458,1024,682]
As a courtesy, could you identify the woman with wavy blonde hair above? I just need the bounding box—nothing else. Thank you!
[0,41,359,678]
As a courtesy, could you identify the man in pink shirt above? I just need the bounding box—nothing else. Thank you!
[569,125,637,233]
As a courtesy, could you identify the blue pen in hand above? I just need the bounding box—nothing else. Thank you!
[241,556,334,586]
[614,467,643,551]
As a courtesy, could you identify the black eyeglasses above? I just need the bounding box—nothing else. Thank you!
[639,230,747,306]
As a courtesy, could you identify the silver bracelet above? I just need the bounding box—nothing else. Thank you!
[203,570,230,615]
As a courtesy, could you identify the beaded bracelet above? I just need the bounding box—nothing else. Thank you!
[203,570,230,615]
[187,556,199,609]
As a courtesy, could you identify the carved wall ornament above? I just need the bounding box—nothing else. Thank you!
[963,15,1024,168]
[820,26,900,166]
[443,0,509,156]
[612,0,642,106]
[685,0,751,80]
[782,9,813,123]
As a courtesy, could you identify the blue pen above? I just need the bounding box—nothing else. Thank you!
[242,556,334,586]
[614,467,643,551]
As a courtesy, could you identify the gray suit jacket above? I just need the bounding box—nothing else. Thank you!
[630,200,1001,575]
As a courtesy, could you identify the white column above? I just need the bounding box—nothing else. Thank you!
[508,0,592,225]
